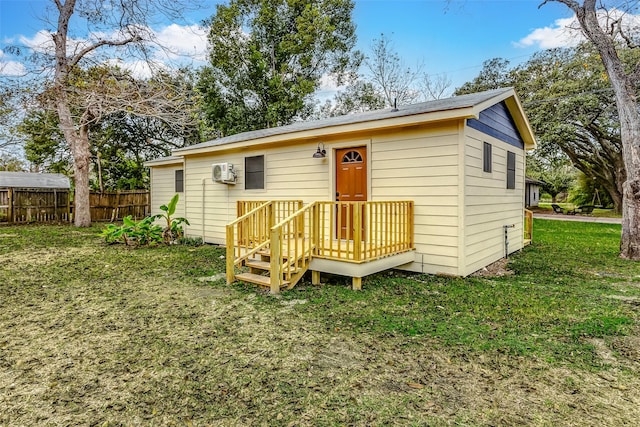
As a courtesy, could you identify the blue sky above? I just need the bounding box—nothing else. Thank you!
[0,0,578,91]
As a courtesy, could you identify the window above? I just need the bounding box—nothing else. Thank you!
[506,151,516,189]
[245,155,264,190]
[342,150,363,163]
[483,142,492,173]
[175,169,184,193]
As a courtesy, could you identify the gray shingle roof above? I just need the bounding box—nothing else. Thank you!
[174,87,514,153]
[0,172,71,189]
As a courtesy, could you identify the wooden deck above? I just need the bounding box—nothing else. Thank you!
[226,200,415,293]
[226,201,533,293]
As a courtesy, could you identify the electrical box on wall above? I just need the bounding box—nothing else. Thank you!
[212,163,236,184]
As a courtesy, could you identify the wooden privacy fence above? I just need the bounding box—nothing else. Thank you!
[0,188,71,223]
[89,190,150,222]
[0,189,150,224]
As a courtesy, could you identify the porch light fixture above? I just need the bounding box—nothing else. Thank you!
[312,142,326,158]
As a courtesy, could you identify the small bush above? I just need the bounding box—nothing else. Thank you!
[100,194,191,247]
[100,215,163,247]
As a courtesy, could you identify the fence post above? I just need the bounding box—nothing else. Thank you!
[7,188,13,223]
[67,190,72,223]
[53,189,58,222]
[112,190,121,222]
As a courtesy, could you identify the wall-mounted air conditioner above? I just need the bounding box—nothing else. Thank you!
[212,162,236,184]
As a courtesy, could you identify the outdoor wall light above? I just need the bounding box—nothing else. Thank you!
[312,142,326,158]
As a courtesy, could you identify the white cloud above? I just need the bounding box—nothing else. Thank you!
[0,60,27,76]
[517,9,640,50]
[153,24,209,62]
[515,16,582,49]
[15,23,209,69]
[19,30,55,54]
[105,58,165,80]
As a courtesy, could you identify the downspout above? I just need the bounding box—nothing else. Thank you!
[201,178,206,242]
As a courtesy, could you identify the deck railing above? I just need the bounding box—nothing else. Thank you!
[524,208,533,243]
[226,200,302,284]
[314,201,414,262]
[269,203,317,292]
[229,200,415,291]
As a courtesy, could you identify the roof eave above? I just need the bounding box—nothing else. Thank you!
[143,157,185,167]
[173,106,477,157]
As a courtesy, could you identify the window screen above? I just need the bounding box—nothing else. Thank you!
[175,169,184,193]
[483,142,492,173]
[245,155,264,190]
[507,151,516,189]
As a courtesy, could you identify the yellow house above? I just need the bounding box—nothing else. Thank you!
[145,88,536,292]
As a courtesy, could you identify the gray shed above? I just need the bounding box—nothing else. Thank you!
[0,172,71,223]
[0,172,71,189]
[525,176,544,208]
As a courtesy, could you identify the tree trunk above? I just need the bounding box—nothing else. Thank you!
[617,101,640,258]
[56,98,92,227]
[563,0,640,259]
[73,127,92,227]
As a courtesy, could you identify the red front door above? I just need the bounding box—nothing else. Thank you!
[336,147,367,239]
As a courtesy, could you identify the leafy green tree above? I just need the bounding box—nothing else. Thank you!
[538,163,577,203]
[0,155,26,172]
[316,81,385,118]
[455,58,513,94]
[570,172,613,207]
[199,0,361,135]
[19,111,71,174]
[6,0,202,227]
[456,44,632,214]
[540,0,640,259]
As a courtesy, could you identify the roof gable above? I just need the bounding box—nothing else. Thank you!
[467,101,525,149]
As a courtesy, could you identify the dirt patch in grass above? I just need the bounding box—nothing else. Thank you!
[469,257,514,278]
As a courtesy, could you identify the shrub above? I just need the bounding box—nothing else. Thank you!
[152,194,190,244]
[100,215,163,246]
[100,194,191,247]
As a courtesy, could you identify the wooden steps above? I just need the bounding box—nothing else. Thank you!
[245,259,271,271]
[235,272,290,289]
[235,249,306,291]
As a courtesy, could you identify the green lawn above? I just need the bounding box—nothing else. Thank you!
[1,220,639,426]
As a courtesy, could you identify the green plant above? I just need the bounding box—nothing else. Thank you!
[100,215,163,246]
[152,193,190,244]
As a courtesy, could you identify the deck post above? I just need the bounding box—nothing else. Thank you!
[312,270,321,285]
[270,227,281,294]
[226,224,235,285]
[353,202,362,262]
[352,276,362,291]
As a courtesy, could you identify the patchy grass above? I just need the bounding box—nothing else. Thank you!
[1,220,640,426]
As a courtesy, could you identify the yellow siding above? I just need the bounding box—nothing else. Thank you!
[183,142,335,243]
[149,163,185,220]
[149,119,528,278]
[370,124,461,276]
[463,127,525,276]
